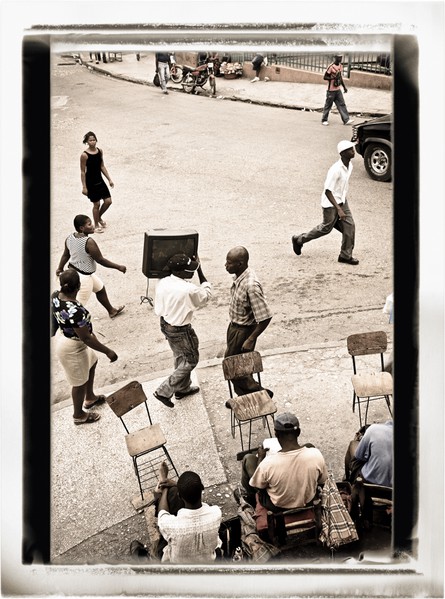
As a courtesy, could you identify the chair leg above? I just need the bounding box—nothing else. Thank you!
[133,457,145,500]
[357,398,363,428]
[364,398,370,426]
[162,446,179,478]
[238,420,245,452]
[265,415,273,438]
[230,410,235,439]
[247,419,253,451]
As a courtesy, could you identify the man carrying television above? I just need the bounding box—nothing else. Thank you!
[153,254,212,408]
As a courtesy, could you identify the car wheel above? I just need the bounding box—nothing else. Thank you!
[364,143,392,182]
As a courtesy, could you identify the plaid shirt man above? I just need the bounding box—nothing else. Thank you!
[229,268,272,326]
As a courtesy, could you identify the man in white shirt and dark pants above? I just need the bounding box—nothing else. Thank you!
[292,140,359,265]
[153,254,212,408]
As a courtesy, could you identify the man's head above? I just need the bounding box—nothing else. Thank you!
[274,412,301,440]
[73,214,94,233]
[225,246,249,276]
[177,471,204,504]
[166,254,199,278]
[334,54,343,65]
[337,140,356,159]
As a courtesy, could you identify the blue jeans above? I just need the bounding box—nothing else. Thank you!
[156,318,199,397]
[295,200,355,260]
[157,62,170,91]
[322,90,350,123]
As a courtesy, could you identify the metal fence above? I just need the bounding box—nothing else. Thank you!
[227,52,392,77]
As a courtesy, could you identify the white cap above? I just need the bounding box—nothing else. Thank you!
[337,140,356,154]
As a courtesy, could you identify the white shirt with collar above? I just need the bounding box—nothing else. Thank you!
[154,274,212,326]
[320,158,353,208]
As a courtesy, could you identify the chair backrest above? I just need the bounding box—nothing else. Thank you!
[105,380,150,419]
[347,331,388,357]
[363,483,392,505]
[222,351,263,381]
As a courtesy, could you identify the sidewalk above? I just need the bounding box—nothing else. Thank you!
[76,52,392,117]
[51,340,393,564]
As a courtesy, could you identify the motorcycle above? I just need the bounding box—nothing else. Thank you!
[181,60,216,96]
[169,54,184,84]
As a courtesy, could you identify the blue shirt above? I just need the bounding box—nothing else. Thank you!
[354,420,393,487]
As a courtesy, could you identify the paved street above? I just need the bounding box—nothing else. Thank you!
[49,55,393,565]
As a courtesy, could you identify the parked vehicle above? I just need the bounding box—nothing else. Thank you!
[351,114,392,182]
[181,60,216,95]
[169,54,184,84]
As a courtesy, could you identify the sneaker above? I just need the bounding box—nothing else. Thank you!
[130,540,149,560]
[322,121,329,126]
[250,76,260,82]
[344,119,355,125]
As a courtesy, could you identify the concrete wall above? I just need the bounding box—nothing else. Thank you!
[174,53,392,91]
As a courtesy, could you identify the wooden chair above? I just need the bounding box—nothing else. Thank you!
[222,351,277,453]
[266,502,321,549]
[346,331,393,426]
[105,380,179,500]
[351,477,392,529]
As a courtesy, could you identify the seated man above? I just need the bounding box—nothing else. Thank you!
[240,412,328,513]
[155,465,222,563]
[345,420,393,487]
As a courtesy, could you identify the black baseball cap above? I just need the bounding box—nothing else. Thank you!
[166,254,199,273]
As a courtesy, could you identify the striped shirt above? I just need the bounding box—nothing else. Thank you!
[66,234,96,274]
[229,268,272,326]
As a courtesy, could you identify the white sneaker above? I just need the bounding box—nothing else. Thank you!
[344,119,355,125]
[250,76,260,82]
[322,121,329,126]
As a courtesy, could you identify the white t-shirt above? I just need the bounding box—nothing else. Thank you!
[320,158,353,208]
[249,446,328,509]
[154,274,212,326]
[158,503,222,563]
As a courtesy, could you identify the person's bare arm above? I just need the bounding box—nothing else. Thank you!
[75,325,118,361]
[56,241,70,276]
[86,238,126,272]
[80,153,88,195]
[325,189,346,220]
[100,151,114,187]
[242,317,272,352]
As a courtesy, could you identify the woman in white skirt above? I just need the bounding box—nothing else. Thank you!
[52,269,118,425]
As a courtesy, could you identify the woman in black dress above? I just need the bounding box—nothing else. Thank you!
[80,131,114,233]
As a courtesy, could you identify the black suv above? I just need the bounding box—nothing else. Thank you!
[351,114,392,182]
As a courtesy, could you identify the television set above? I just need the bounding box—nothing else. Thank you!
[142,229,199,279]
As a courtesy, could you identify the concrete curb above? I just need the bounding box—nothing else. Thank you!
[80,59,386,118]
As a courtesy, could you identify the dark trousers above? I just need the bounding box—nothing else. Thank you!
[296,200,355,260]
[225,322,262,395]
[321,90,350,123]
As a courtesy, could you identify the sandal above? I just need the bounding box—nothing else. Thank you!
[95,226,104,234]
[109,305,125,319]
[83,394,106,410]
[99,220,107,227]
[74,412,101,425]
